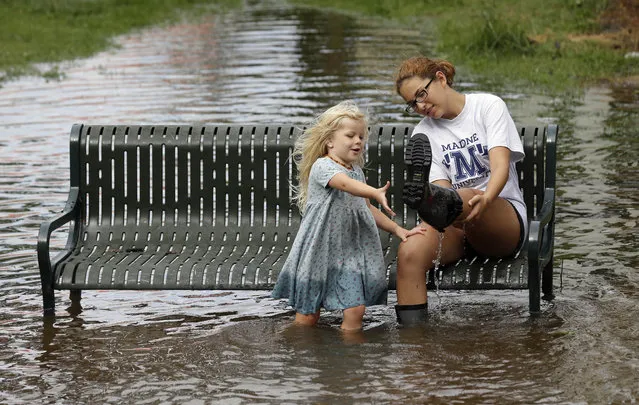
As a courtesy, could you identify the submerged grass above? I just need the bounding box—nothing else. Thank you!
[0,0,239,83]
[290,0,638,92]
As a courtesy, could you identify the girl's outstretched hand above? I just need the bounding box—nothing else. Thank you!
[394,224,426,242]
[373,181,395,217]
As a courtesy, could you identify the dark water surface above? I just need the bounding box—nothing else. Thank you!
[1,2,638,404]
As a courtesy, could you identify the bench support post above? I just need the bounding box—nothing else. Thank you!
[68,290,83,316]
[528,265,541,313]
[542,257,555,301]
[70,289,82,303]
[42,286,55,317]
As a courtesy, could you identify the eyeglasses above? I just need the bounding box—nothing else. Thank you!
[404,77,435,113]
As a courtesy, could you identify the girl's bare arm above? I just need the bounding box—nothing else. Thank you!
[328,172,394,216]
[327,173,424,241]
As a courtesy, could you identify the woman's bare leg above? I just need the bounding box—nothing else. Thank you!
[396,189,521,306]
[455,189,521,257]
[396,225,465,305]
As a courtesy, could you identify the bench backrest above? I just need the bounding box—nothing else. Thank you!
[69,124,556,235]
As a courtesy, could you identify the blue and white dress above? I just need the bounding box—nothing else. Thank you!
[271,157,387,314]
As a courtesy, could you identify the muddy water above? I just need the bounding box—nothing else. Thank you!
[1,3,637,404]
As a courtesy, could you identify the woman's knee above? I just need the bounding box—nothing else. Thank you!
[397,237,432,274]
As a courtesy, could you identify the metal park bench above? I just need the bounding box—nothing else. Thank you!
[38,124,557,316]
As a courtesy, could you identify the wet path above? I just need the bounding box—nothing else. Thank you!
[1,2,637,403]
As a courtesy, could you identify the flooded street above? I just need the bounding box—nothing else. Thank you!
[1,2,637,403]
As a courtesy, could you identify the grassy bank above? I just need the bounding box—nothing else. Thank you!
[0,0,238,83]
[291,0,639,92]
[1,0,637,92]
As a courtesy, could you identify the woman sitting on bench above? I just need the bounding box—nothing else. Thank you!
[393,56,528,325]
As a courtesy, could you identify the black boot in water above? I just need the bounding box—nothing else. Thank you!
[395,303,428,326]
[403,133,463,232]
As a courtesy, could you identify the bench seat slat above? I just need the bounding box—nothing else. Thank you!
[55,226,299,290]
[55,240,528,291]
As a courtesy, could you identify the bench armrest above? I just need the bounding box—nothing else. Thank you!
[37,188,81,286]
[527,187,555,263]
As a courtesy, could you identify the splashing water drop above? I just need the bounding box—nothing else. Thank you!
[431,231,445,308]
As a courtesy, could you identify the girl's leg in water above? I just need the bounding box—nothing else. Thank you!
[341,305,366,331]
[295,311,320,326]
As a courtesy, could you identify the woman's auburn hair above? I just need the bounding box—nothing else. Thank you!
[292,100,368,214]
[394,56,456,94]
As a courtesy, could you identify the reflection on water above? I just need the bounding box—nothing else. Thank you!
[0,2,637,403]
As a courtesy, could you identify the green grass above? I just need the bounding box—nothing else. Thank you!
[1,0,637,92]
[290,0,638,92]
[0,0,239,82]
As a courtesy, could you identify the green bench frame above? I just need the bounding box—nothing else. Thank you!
[38,124,557,316]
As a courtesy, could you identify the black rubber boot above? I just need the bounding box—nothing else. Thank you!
[395,303,428,326]
[403,133,463,232]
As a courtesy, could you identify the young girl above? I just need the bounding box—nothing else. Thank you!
[271,100,424,331]
[393,56,527,325]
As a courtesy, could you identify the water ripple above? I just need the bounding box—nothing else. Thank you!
[0,2,638,404]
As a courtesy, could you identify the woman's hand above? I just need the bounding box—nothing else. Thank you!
[466,193,492,222]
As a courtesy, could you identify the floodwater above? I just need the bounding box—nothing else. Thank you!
[1,2,637,404]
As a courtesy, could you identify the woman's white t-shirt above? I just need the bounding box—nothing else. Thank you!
[412,93,527,236]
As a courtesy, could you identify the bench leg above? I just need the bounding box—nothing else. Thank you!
[42,285,55,317]
[68,290,82,316]
[70,289,81,303]
[42,316,56,347]
[542,257,555,301]
[528,262,541,314]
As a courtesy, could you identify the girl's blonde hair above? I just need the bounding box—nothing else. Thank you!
[292,100,368,214]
